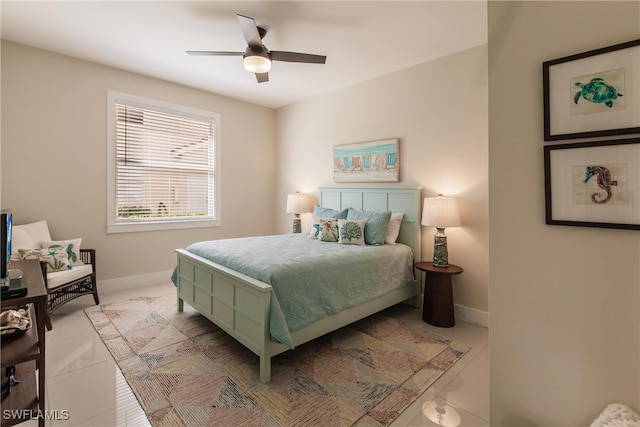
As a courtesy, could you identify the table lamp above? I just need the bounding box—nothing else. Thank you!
[286,193,311,233]
[421,195,461,267]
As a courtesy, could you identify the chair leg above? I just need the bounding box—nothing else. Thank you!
[45,312,53,331]
[92,277,99,305]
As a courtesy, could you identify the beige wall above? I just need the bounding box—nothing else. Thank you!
[276,45,489,316]
[489,2,640,425]
[1,41,277,281]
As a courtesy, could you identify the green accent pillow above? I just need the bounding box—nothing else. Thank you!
[346,209,392,245]
[338,219,366,246]
[41,238,83,266]
[318,218,339,242]
[18,247,71,272]
[308,217,321,239]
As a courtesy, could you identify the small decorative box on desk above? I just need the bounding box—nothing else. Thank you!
[415,261,463,328]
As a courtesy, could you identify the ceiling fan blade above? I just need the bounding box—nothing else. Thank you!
[237,14,263,49]
[255,72,269,83]
[270,51,326,64]
[186,51,244,56]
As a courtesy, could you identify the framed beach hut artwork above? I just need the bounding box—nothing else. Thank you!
[333,138,400,183]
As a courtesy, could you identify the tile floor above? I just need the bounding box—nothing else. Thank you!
[17,281,488,426]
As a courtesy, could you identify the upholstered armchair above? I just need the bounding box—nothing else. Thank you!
[11,220,99,330]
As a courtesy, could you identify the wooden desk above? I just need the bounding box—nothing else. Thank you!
[1,259,47,427]
[415,261,463,328]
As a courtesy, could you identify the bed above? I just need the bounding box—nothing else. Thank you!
[174,185,422,382]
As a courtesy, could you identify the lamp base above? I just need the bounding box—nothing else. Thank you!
[433,228,449,267]
[292,214,302,234]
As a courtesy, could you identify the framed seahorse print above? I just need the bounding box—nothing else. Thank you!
[544,138,640,230]
[543,39,640,141]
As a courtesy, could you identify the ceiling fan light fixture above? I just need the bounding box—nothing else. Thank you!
[189,14,326,82]
[243,55,272,73]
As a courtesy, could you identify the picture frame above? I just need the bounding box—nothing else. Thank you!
[544,138,640,230]
[543,39,640,141]
[333,138,399,183]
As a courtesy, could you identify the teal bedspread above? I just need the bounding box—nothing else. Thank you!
[178,233,415,348]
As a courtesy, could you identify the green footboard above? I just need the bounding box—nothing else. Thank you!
[175,248,274,382]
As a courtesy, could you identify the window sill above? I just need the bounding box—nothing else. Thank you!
[107,218,221,234]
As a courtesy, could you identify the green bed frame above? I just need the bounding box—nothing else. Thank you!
[175,185,422,382]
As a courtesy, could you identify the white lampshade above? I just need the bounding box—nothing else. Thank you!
[286,193,311,214]
[244,55,272,73]
[421,195,461,228]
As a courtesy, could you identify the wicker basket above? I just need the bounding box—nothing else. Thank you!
[0,304,32,338]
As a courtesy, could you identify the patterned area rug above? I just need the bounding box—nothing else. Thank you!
[85,294,469,426]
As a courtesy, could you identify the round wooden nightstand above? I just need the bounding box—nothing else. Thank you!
[415,261,463,327]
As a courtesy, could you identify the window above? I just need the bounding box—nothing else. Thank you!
[107,91,220,233]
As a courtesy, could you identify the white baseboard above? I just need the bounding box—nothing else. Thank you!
[98,270,174,294]
[454,303,489,328]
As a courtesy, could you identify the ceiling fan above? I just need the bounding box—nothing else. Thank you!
[187,14,327,83]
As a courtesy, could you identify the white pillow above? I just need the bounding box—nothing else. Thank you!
[41,238,83,266]
[12,220,52,260]
[385,213,404,244]
[338,219,366,246]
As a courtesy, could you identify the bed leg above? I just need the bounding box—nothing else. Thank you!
[259,356,271,383]
[177,297,184,312]
[411,294,421,309]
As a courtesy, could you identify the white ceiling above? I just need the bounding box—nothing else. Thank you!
[1,1,487,109]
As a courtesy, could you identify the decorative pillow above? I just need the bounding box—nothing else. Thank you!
[346,208,392,245]
[318,218,339,242]
[17,247,71,272]
[41,238,83,266]
[385,213,405,244]
[312,205,348,220]
[309,206,348,237]
[308,216,322,239]
[11,220,52,260]
[338,219,366,246]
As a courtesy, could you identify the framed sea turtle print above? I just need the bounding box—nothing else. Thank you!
[543,39,640,141]
[544,138,640,230]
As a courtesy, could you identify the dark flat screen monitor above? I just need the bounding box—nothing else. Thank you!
[1,209,12,280]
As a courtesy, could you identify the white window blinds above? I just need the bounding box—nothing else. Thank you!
[108,92,219,232]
